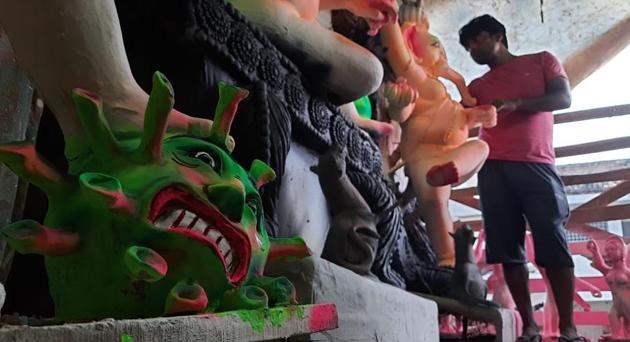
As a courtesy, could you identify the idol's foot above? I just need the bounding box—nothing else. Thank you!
[426,161,459,187]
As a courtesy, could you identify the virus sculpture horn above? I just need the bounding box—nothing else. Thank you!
[0,72,309,321]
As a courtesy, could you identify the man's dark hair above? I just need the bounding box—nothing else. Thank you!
[459,14,508,49]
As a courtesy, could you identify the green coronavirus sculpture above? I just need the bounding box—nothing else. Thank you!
[0,72,309,321]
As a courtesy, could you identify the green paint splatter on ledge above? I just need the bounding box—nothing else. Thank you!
[298,305,305,319]
[236,309,266,332]
[269,307,290,327]
[219,305,305,332]
[121,334,135,342]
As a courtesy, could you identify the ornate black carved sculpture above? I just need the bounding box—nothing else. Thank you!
[312,146,380,276]
[114,0,451,293]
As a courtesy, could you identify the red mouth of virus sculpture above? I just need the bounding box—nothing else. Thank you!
[149,186,251,283]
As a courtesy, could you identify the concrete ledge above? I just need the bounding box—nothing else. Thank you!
[0,304,338,342]
[267,257,439,342]
[417,293,517,342]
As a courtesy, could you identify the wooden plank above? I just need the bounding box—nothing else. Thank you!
[0,304,338,342]
[451,196,481,211]
[555,136,630,158]
[461,219,483,231]
[452,168,630,194]
[468,104,630,138]
[465,219,612,240]
[565,223,619,240]
[574,180,630,209]
[569,204,630,224]
[452,187,478,198]
[564,17,630,88]
[469,104,630,138]
[554,104,630,124]
[562,167,630,185]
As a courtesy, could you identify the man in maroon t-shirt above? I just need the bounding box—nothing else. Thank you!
[459,15,584,342]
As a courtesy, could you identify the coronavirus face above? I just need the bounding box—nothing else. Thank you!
[73,132,270,283]
[137,135,269,284]
[0,74,283,320]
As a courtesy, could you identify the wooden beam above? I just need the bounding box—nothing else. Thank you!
[452,172,630,198]
[452,187,478,198]
[451,197,481,211]
[464,219,612,240]
[555,136,630,158]
[564,17,630,88]
[569,204,630,224]
[554,104,630,124]
[468,104,630,139]
[574,180,630,209]
[461,219,483,231]
[564,223,618,240]
[562,167,630,185]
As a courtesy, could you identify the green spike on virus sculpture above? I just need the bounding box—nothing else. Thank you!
[0,72,309,321]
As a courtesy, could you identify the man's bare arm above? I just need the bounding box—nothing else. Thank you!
[493,76,571,113]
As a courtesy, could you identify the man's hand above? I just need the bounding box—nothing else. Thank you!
[467,104,497,128]
[491,99,520,113]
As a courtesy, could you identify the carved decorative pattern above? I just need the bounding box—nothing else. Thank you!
[331,114,350,146]
[284,75,306,114]
[197,2,232,45]
[228,26,261,76]
[308,98,330,133]
[361,141,376,173]
[347,130,364,163]
[258,50,284,90]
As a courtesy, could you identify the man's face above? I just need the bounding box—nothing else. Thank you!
[465,31,501,65]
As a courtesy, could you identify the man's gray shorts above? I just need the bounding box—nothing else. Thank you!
[478,160,574,268]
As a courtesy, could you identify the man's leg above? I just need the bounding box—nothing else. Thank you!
[478,160,536,337]
[512,162,578,339]
[545,267,578,338]
[503,263,539,336]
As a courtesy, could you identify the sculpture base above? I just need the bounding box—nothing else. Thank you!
[0,304,337,342]
[266,256,439,341]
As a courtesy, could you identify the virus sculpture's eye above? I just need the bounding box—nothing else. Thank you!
[246,195,263,232]
[194,151,216,169]
[171,144,223,173]
[246,196,258,216]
